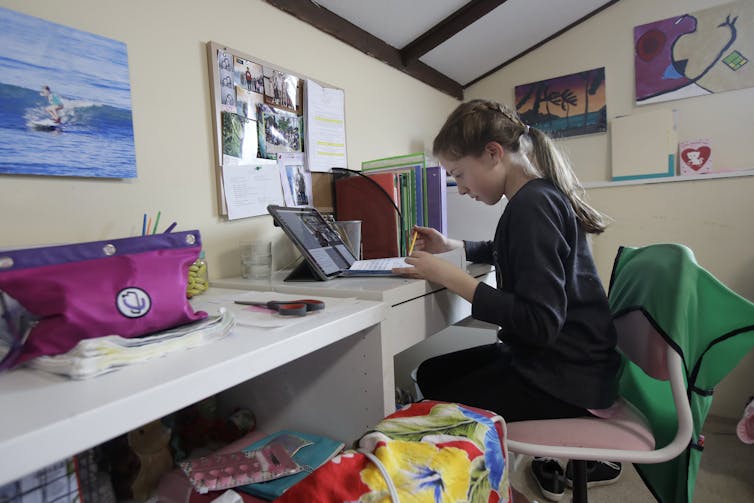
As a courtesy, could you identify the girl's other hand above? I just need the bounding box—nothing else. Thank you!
[412,225,463,254]
[393,251,479,303]
[393,251,454,283]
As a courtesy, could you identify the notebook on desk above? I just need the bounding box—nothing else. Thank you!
[267,205,411,281]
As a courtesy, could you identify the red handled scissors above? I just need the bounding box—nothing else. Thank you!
[234,299,325,316]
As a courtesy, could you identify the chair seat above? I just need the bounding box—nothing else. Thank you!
[507,398,655,451]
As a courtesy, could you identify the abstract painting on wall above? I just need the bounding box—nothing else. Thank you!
[0,7,136,178]
[515,67,606,139]
[634,0,753,105]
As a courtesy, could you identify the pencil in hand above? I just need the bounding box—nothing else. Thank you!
[408,229,419,255]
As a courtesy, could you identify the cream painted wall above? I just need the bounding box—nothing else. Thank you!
[0,0,456,277]
[467,0,754,418]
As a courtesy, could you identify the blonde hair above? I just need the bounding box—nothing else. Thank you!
[433,99,607,234]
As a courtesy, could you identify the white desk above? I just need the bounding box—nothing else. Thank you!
[213,263,494,415]
[0,288,385,487]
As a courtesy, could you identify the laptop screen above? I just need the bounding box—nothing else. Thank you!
[267,205,356,280]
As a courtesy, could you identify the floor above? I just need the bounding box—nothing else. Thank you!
[509,415,754,503]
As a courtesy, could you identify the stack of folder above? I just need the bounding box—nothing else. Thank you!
[335,153,447,260]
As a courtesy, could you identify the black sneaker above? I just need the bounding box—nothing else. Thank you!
[531,457,566,501]
[565,460,622,488]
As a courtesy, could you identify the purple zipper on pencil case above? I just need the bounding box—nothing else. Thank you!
[0,230,207,370]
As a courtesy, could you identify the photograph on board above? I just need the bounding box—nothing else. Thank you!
[218,49,236,112]
[278,152,312,207]
[221,111,258,165]
[0,7,136,178]
[262,67,300,114]
[256,103,302,159]
[236,85,264,120]
[234,57,264,94]
[218,49,233,72]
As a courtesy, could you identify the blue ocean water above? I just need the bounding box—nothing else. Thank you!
[0,82,136,177]
[0,7,136,178]
[540,110,606,137]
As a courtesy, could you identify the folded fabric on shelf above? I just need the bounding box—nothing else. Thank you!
[27,309,234,379]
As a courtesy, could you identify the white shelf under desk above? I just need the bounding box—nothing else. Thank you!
[0,288,386,487]
[213,263,495,415]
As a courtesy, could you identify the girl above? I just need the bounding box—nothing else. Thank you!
[40,85,64,123]
[394,99,621,501]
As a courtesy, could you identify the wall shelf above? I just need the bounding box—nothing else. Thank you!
[583,169,754,189]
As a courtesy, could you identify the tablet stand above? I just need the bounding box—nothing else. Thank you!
[284,258,325,282]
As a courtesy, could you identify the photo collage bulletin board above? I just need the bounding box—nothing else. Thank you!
[206,41,346,220]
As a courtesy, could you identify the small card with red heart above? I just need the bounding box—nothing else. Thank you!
[679,139,712,175]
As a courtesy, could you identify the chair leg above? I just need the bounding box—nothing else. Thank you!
[571,460,588,503]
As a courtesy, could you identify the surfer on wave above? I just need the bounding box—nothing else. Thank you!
[40,85,64,123]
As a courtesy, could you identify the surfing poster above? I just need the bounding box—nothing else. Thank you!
[0,7,136,178]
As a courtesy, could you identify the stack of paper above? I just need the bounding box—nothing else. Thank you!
[27,310,234,379]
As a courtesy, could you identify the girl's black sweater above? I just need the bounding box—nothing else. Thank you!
[465,178,620,409]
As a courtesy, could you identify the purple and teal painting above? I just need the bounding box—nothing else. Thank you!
[515,67,606,139]
[0,7,136,178]
[634,0,753,105]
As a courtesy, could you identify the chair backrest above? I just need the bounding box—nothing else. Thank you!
[609,244,754,503]
[614,310,669,381]
[608,244,698,466]
[612,308,693,465]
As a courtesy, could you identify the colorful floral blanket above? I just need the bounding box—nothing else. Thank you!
[276,400,511,502]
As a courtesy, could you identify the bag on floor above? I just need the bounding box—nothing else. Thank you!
[276,400,512,502]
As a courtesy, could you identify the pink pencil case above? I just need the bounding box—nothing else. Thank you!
[179,443,302,494]
[0,231,207,369]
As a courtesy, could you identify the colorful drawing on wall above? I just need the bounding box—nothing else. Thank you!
[515,67,606,138]
[0,7,136,178]
[634,0,753,105]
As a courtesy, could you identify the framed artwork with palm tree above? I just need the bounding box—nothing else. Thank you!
[514,67,607,139]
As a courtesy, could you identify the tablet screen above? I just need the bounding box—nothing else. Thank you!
[267,205,356,279]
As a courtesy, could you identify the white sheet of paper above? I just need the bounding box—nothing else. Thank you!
[221,159,283,220]
[304,80,347,173]
[349,257,411,271]
[349,249,463,272]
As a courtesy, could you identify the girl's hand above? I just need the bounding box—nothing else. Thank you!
[393,251,455,284]
[393,251,454,283]
[393,251,480,303]
[411,226,463,254]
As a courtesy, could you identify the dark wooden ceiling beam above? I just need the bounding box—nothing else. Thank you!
[264,0,463,99]
[400,0,509,65]
[463,0,622,88]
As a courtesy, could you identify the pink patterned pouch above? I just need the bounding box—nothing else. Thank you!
[0,231,207,370]
[179,444,303,494]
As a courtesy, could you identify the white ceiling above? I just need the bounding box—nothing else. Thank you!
[313,0,615,86]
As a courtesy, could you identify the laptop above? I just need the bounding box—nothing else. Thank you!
[267,205,410,281]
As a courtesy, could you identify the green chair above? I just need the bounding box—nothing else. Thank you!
[507,244,754,503]
[610,243,754,502]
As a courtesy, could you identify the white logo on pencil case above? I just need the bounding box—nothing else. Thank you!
[116,287,152,318]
